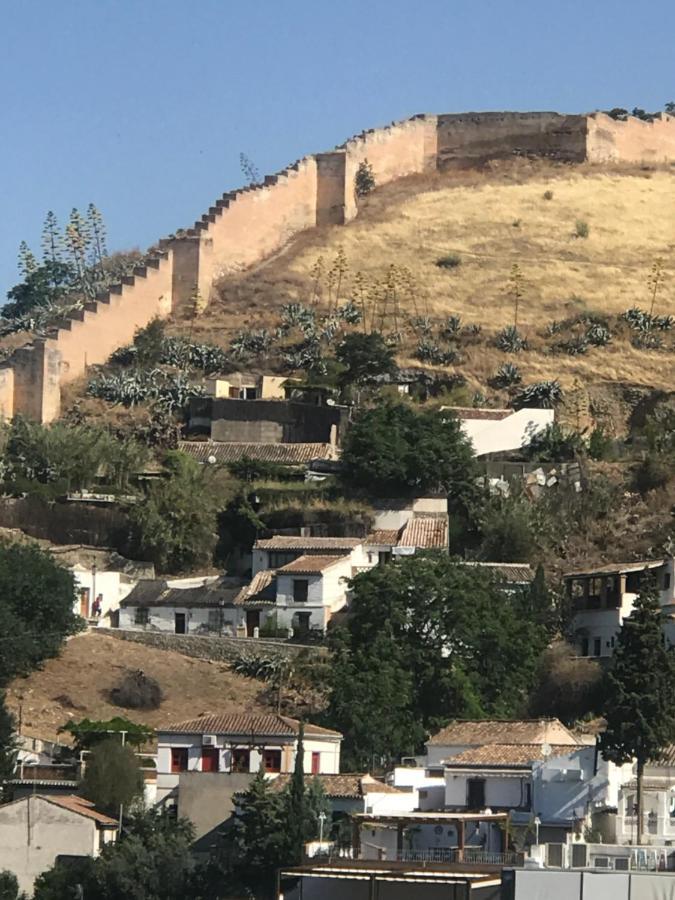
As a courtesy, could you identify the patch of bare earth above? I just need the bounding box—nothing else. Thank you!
[6,632,269,744]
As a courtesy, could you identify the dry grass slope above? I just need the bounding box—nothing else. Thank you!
[192,160,675,393]
[6,632,269,743]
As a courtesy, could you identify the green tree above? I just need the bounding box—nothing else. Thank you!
[336,332,396,388]
[126,451,216,573]
[306,777,331,841]
[341,401,477,502]
[59,717,153,753]
[0,695,17,794]
[600,575,675,843]
[326,556,547,766]
[285,723,308,865]
[33,809,200,900]
[0,542,80,685]
[354,159,375,198]
[81,738,145,816]
[0,870,23,900]
[133,318,166,369]
[479,496,537,563]
[3,260,77,319]
[231,768,289,899]
[327,627,425,770]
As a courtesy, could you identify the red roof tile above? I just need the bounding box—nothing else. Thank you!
[255,536,361,552]
[160,713,342,739]
[445,743,578,767]
[277,555,349,575]
[428,718,579,747]
[398,516,448,549]
[178,441,338,465]
[42,795,118,826]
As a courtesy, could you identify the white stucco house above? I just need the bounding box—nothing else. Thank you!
[442,406,555,458]
[156,712,342,803]
[565,557,675,658]
[118,575,244,636]
[71,563,137,626]
[0,794,117,894]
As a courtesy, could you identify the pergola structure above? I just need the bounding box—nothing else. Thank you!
[351,810,511,860]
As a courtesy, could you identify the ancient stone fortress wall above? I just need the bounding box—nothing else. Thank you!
[586,111,675,162]
[4,110,675,423]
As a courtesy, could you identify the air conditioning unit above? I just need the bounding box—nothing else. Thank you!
[614,857,630,871]
[202,735,218,747]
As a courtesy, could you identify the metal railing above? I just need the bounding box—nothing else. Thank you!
[395,848,523,866]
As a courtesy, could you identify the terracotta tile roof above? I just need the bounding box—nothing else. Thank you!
[398,516,448,549]
[269,773,405,799]
[366,530,402,546]
[233,570,277,605]
[178,441,338,465]
[442,407,513,421]
[277,555,349,575]
[445,743,577,767]
[366,517,448,550]
[427,718,579,747]
[42,795,118,826]
[462,562,535,584]
[564,558,667,578]
[121,577,245,609]
[255,536,361,552]
[159,713,342,739]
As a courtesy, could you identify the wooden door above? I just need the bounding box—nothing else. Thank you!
[174,613,186,634]
[311,751,320,775]
[79,589,90,618]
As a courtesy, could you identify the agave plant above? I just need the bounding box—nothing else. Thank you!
[337,301,362,324]
[496,325,528,353]
[492,362,522,388]
[514,380,564,409]
[415,339,459,366]
[440,315,462,340]
[281,303,316,335]
[229,329,274,359]
[622,306,675,332]
[586,323,612,346]
[552,336,589,356]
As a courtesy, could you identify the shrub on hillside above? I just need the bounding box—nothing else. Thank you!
[415,339,458,366]
[633,453,671,494]
[574,219,589,239]
[552,335,589,356]
[542,190,554,201]
[110,670,163,710]
[435,253,461,270]
[527,423,586,462]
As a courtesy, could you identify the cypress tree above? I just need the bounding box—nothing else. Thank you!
[285,722,308,865]
[600,573,675,843]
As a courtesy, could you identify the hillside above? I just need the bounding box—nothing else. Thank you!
[5,632,270,743]
[184,159,675,400]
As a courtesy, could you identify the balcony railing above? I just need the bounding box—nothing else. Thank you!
[394,848,523,866]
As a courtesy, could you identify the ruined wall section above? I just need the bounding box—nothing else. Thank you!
[586,112,675,163]
[0,251,173,422]
[165,157,318,307]
[437,112,588,168]
[341,114,438,221]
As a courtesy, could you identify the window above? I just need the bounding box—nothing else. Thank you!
[201,747,219,773]
[207,609,224,632]
[524,782,532,808]
[263,749,281,773]
[293,579,309,603]
[311,751,321,775]
[580,638,589,657]
[378,551,392,566]
[170,748,189,773]
[593,638,602,657]
[665,573,672,591]
[134,607,149,626]
[232,749,250,772]
[467,778,486,809]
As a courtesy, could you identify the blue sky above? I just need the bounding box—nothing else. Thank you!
[1,0,673,298]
